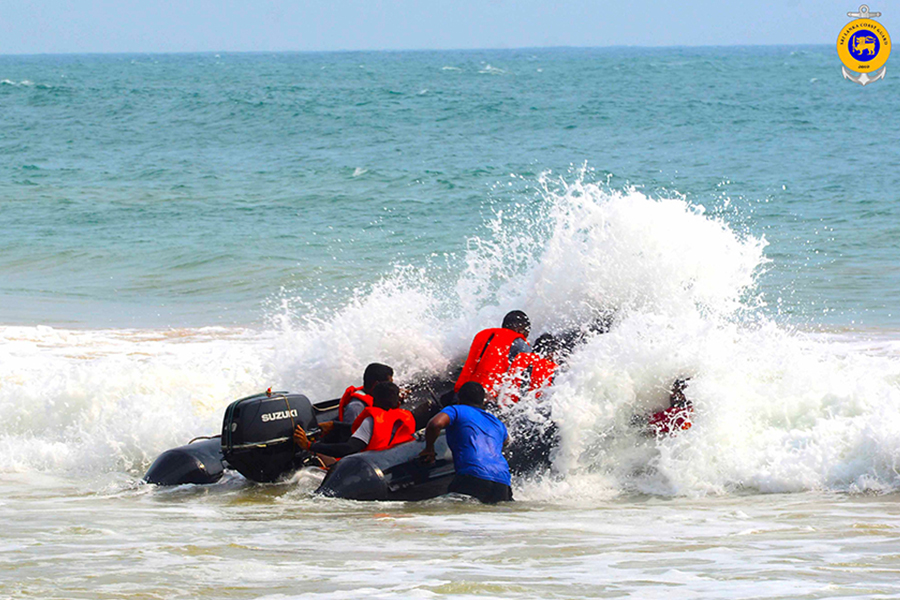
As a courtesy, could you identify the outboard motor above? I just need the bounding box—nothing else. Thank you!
[222,390,318,483]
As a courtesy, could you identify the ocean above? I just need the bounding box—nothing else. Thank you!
[2,46,900,598]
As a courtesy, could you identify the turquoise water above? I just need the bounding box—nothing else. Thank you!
[2,46,898,328]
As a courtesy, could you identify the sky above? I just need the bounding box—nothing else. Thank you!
[0,0,893,55]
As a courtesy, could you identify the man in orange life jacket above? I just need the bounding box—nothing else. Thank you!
[634,378,693,436]
[316,363,393,443]
[503,333,560,405]
[294,381,416,464]
[449,310,532,404]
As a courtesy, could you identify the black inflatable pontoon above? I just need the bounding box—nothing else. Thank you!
[144,387,456,500]
[318,434,454,500]
[143,437,225,486]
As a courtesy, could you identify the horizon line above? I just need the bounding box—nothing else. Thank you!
[0,42,833,59]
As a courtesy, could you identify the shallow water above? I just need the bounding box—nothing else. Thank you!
[5,472,900,599]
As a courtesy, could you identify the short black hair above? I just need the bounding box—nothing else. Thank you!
[533,333,561,357]
[371,381,401,410]
[502,310,530,335]
[363,363,393,392]
[457,381,485,408]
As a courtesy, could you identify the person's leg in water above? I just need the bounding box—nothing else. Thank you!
[448,473,513,504]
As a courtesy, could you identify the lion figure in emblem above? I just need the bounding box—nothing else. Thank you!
[853,35,877,56]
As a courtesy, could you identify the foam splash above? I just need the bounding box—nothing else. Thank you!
[268,265,451,399]
[458,172,767,332]
[2,174,900,498]
[0,326,272,474]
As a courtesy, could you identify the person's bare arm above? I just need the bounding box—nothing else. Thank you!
[418,412,451,463]
[294,425,312,450]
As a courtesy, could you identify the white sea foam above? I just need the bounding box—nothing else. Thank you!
[0,326,274,474]
[3,175,900,498]
[1,79,35,87]
[478,64,506,75]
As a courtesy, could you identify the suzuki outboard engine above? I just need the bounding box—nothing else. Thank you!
[222,390,318,483]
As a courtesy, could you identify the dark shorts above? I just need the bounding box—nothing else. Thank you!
[448,474,513,504]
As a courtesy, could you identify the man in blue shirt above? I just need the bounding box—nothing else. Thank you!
[419,381,513,503]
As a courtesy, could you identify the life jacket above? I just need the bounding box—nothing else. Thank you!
[454,327,527,398]
[351,406,417,452]
[503,352,558,404]
[337,385,373,422]
[647,404,693,435]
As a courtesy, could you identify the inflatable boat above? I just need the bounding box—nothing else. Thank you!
[144,319,610,499]
[144,386,554,499]
[144,383,458,500]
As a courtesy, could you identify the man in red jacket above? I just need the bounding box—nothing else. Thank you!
[503,333,560,405]
[451,310,532,403]
[294,381,415,465]
[316,363,394,444]
[336,363,394,425]
[634,378,693,436]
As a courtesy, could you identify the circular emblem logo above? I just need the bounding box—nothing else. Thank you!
[848,30,880,61]
[838,19,891,72]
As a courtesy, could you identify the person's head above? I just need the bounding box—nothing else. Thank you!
[502,310,530,338]
[457,381,486,408]
[533,333,561,360]
[371,381,401,410]
[670,377,692,408]
[363,363,394,393]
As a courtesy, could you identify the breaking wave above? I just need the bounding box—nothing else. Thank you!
[2,172,900,498]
